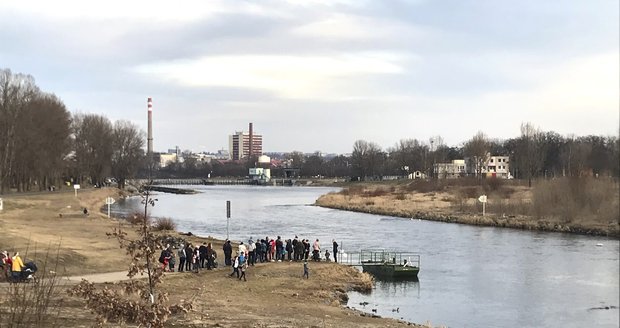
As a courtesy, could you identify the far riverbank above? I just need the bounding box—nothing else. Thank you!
[314,179,620,238]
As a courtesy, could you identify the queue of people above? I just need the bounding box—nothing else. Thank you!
[223,236,340,281]
[228,236,338,264]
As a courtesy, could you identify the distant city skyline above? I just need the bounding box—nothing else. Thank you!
[1,1,618,154]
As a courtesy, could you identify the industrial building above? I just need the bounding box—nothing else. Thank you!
[229,123,263,160]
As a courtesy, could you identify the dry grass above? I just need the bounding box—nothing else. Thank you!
[532,178,619,224]
[153,217,177,231]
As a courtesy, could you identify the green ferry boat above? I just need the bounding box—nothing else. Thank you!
[359,249,420,280]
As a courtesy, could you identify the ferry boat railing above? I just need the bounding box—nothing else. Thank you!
[338,249,420,268]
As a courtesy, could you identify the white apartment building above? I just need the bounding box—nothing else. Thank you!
[433,159,467,178]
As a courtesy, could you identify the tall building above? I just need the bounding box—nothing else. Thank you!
[229,123,263,160]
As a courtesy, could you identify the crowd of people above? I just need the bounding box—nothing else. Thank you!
[158,236,340,281]
[222,236,340,281]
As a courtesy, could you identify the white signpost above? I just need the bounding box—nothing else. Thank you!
[105,197,115,218]
[478,195,488,216]
[0,198,3,211]
[73,184,81,198]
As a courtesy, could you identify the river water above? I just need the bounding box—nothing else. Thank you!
[113,185,619,328]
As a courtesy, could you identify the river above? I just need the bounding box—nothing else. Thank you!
[113,185,619,328]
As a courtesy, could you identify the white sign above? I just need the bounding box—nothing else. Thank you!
[106,197,115,218]
[0,198,3,211]
[478,194,487,217]
[73,184,81,190]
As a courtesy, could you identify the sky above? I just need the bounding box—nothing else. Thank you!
[1,0,618,154]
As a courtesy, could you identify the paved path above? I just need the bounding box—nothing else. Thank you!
[64,270,179,284]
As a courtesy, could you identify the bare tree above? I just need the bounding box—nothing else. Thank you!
[516,122,545,187]
[390,139,428,174]
[463,131,490,178]
[301,152,325,177]
[112,120,145,189]
[351,140,384,180]
[0,69,40,192]
[71,113,113,186]
[285,151,305,168]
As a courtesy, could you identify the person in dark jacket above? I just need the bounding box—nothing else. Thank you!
[223,240,233,266]
[185,244,193,271]
[295,239,304,261]
[275,236,283,262]
[292,236,299,260]
[333,239,339,263]
[303,239,310,260]
[286,239,293,261]
[199,242,208,268]
[206,243,214,270]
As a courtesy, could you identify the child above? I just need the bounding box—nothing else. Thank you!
[239,259,247,281]
[230,254,239,278]
[168,251,176,272]
[303,261,309,279]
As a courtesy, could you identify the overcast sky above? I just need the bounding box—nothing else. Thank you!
[1,0,618,154]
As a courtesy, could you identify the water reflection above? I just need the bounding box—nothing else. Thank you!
[348,279,421,320]
[375,279,421,299]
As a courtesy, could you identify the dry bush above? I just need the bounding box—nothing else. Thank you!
[405,180,444,193]
[364,200,375,206]
[340,185,365,196]
[484,178,504,192]
[532,178,620,223]
[355,272,374,292]
[394,193,406,200]
[363,188,390,197]
[491,199,531,216]
[461,186,480,199]
[153,218,177,231]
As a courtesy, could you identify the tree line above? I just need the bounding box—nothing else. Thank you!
[346,124,619,183]
[1,68,617,192]
[0,69,145,192]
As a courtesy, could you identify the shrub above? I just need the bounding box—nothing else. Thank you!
[395,193,406,200]
[532,177,619,223]
[153,218,177,231]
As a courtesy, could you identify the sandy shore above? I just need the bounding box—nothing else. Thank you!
[0,188,424,327]
[315,184,619,237]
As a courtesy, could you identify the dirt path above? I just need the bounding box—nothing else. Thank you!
[63,270,173,284]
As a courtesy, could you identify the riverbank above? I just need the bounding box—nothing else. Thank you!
[0,188,423,327]
[315,180,620,237]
